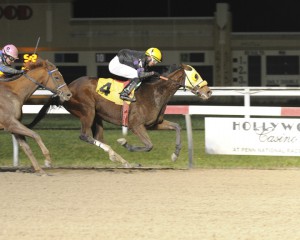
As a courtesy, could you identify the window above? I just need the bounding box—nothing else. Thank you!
[95,53,115,63]
[55,53,78,63]
[180,53,205,62]
[266,56,299,75]
[57,66,86,84]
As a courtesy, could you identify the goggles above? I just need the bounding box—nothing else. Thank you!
[151,57,158,64]
[5,55,16,62]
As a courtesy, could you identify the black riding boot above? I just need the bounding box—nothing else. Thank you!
[120,78,140,102]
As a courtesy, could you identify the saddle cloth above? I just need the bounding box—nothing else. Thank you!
[96,78,135,105]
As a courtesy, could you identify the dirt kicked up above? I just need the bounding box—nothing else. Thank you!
[1,168,300,240]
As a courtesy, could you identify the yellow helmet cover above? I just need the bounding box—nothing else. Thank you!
[145,47,162,62]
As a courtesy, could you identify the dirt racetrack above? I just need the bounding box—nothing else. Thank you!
[1,168,300,240]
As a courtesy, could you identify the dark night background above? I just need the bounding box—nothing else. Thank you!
[72,0,300,32]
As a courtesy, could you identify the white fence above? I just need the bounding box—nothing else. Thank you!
[28,87,300,117]
[12,87,300,167]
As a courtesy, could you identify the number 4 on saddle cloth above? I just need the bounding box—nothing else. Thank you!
[96,78,135,105]
[96,78,134,130]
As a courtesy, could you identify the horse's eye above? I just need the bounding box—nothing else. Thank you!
[195,74,198,80]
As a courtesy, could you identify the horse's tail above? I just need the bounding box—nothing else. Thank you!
[26,96,60,129]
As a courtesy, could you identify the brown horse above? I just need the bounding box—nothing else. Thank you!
[28,64,212,167]
[0,58,72,174]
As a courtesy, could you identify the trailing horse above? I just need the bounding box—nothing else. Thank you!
[0,58,72,174]
[28,64,212,167]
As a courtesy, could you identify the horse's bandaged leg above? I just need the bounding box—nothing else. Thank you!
[94,140,109,152]
[122,126,128,136]
[94,140,130,167]
[122,102,129,135]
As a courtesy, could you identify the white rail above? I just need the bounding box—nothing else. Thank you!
[29,87,300,118]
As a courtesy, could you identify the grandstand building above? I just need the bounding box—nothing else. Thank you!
[2,0,300,87]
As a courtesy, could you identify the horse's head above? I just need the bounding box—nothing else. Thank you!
[181,64,212,100]
[24,58,72,102]
[164,64,212,100]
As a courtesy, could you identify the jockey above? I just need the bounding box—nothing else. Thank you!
[108,47,162,102]
[0,44,24,77]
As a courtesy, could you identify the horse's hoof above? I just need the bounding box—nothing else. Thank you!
[171,153,178,162]
[117,138,127,146]
[44,160,52,168]
[123,163,132,168]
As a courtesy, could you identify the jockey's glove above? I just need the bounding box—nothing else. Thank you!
[152,71,160,77]
[138,71,155,79]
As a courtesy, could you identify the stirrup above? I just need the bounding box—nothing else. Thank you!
[120,93,136,102]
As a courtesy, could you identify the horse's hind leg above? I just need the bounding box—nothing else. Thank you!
[79,117,131,168]
[79,133,131,168]
[13,134,47,175]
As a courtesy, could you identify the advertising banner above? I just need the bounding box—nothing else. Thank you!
[205,117,300,156]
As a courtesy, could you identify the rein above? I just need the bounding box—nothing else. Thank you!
[165,68,188,91]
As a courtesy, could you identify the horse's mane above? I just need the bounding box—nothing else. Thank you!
[23,58,45,71]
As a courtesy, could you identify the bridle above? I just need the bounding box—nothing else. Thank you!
[168,67,206,90]
[165,66,208,97]
[23,60,66,97]
[184,73,208,94]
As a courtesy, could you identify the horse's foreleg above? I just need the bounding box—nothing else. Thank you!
[150,120,181,161]
[13,134,47,175]
[92,117,104,141]
[117,124,153,152]
[27,131,52,168]
[79,134,131,168]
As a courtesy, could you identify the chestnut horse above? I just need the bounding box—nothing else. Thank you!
[28,64,212,167]
[0,58,72,175]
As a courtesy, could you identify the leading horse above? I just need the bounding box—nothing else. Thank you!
[28,64,212,167]
[0,58,72,174]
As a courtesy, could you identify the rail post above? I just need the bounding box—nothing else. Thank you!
[12,135,19,166]
[185,114,193,168]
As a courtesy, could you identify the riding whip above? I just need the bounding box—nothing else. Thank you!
[33,36,40,55]
[160,76,168,81]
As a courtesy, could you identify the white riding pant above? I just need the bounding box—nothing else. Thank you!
[108,56,138,79]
